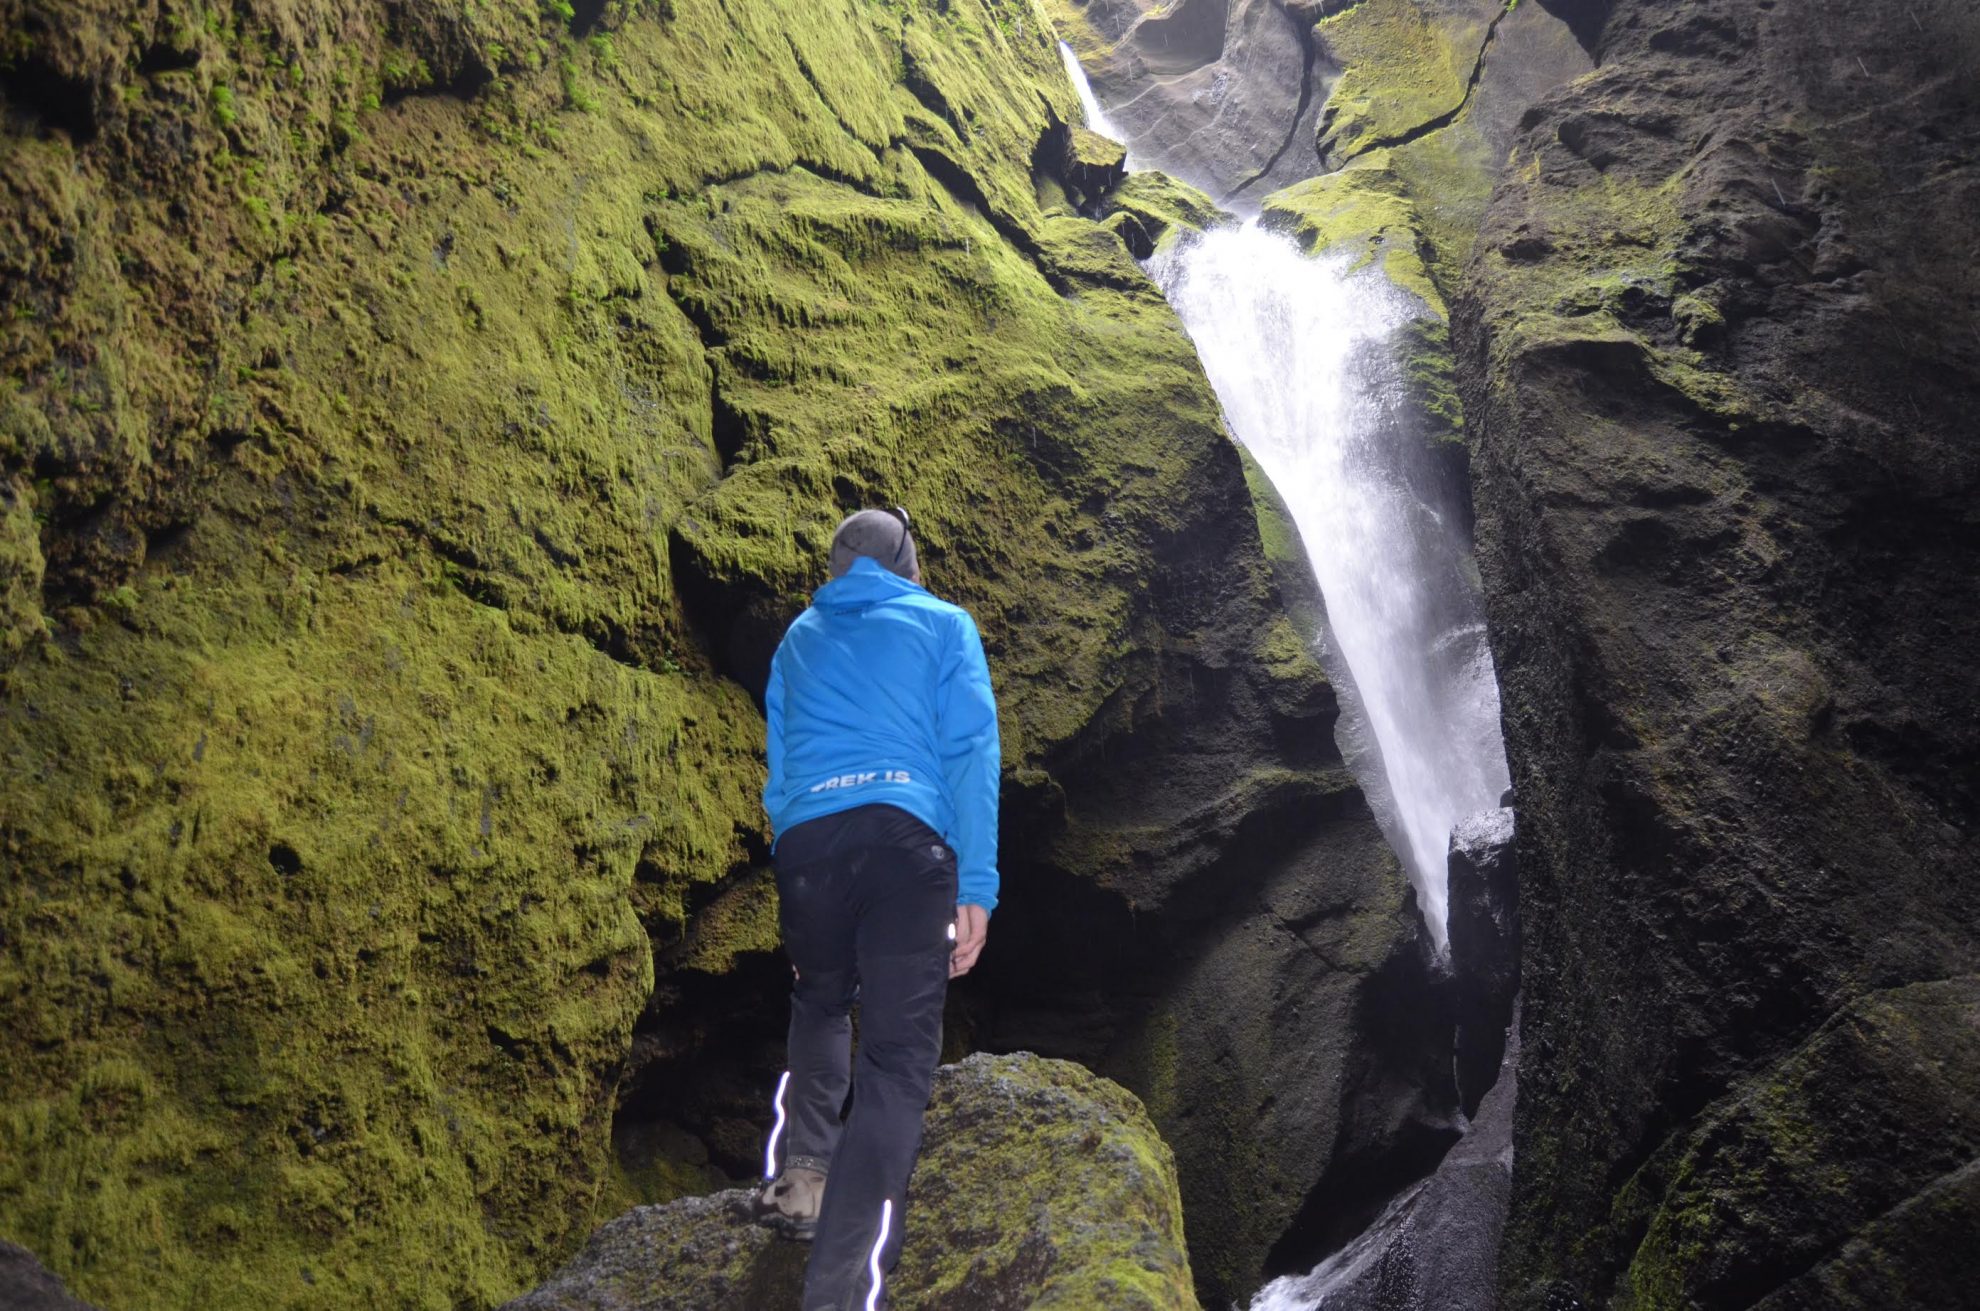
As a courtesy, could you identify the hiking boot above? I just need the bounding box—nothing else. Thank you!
[751,1166,826,1240]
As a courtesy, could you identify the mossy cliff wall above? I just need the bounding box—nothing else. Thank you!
[1459,0,1980,1305]
[0,0,1314,1306]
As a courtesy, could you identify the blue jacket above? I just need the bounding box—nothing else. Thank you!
[763,558,1002,910]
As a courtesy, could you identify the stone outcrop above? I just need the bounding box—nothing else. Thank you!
[501,1054,1200,1311]
[1446,805,1516,1117]
[1254,1016,1518,1311]
[1047,0,1328,203]
[1460,0,1980,1305]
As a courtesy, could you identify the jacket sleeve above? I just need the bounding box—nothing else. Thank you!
[937,612,1001,911]
[762,646,787,841]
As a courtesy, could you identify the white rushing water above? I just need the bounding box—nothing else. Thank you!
[1249,1180,1430,1311]
[1055,47,1509,944]
[1057,41,1130,161]
[1150,228,1509,945]
[1058,43,1512,1307]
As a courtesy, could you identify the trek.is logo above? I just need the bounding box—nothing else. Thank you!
[808,769,913,793]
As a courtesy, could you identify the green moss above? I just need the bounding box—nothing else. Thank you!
[1314,0,1494,163]
[1260,159,1466,449]
[0,0,1239,1306]
[903,1055,1199,1309]
[1617,981,1980,1310]
[1101,170,1233,256]
[0,476,44,665]
[1261,153,1447,311]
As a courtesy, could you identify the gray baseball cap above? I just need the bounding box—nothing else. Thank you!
[829,508,918,580]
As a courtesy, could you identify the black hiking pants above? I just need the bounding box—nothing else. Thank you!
[767,804,956,1311]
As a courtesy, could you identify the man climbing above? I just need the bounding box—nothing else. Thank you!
[753,507,1001,1311]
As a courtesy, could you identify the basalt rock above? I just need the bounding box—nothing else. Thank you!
[501,1053,1200,1311]
[1446,806,1516,1118]
[1254,1014,1518,1311]
[1460,0,1980,1305]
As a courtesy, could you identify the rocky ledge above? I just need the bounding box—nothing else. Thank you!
[503,1053,1200,1311]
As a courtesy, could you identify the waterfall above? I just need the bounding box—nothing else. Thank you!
[1149,228,1509,946]
[1058,45,1513,1310]
[1055,52,1509,947]
[1057,41,1130,161]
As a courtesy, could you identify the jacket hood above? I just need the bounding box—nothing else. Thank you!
[812,556,928,613]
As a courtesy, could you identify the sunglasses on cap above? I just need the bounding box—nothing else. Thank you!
[886,506,912,566]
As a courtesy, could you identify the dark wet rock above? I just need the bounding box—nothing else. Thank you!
[1446,806,1517,1117]
[501,1053,1199,1311]
[1254,1011,1518,1311]
[1460,0,1980,1305]
[1622,978,1980,1309]
[0,1242,102,1311]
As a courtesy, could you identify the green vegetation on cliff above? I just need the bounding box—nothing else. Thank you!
[0,0,1262,1306]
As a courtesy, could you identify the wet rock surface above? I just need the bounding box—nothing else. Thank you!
[1445,806,1516,1117]
[1047,0,1327,203]
[1461,0,1980,1304]
[1256,1016,1518,1311]
[501,1053,1200,1311]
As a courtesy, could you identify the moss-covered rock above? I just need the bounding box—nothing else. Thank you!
[1617,979,1980,1311]
[1100,170,1232,260]
[501,1053,1201,1311]
[0,0,1383,1307]
[0,0,1283,1306]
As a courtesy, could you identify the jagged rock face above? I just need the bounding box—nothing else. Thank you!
[500,1054,1201,1311]
[1460,0,1980,1304]
[1047,0,1329,204]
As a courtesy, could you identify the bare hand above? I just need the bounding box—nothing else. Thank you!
[950,903,989,978]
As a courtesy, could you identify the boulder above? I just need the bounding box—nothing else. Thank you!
[501,1053,1199,1311]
